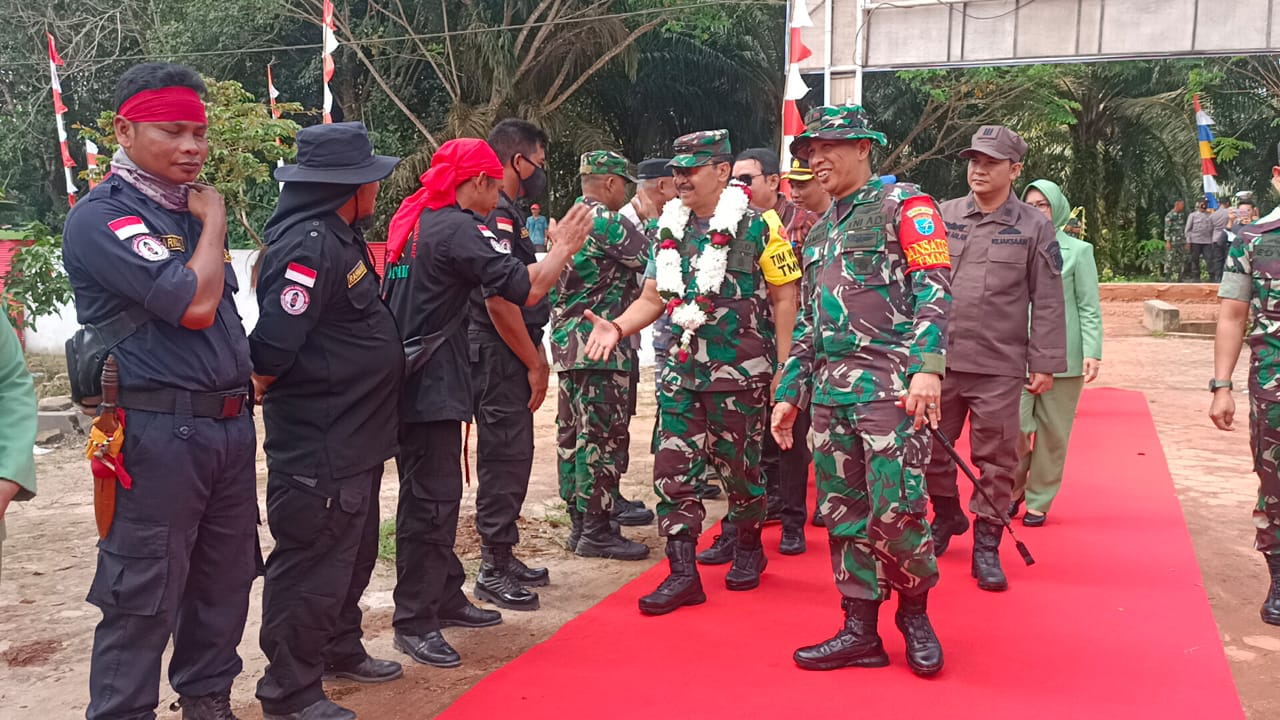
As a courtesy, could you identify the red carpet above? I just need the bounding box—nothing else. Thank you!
[440,388,1244,719]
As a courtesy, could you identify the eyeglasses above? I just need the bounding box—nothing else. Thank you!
[734,173,762,185]
[1028,200,1052,211]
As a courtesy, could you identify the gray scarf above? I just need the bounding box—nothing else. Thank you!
[110,148,190,212]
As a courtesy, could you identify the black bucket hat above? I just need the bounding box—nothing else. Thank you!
[274,121,400,184]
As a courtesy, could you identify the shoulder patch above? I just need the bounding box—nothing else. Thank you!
[347,260,368,288]
[108,215,150,240]
[280,285,311,315]
[285,262,317,288]
[899,196,950,272]
[496,218,514,233]
[479,225,511,253]
[130,234,171,262]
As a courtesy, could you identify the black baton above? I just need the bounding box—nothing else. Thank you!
[929,426,1035,567]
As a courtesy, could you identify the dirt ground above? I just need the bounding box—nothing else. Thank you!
[2,299,1279,719]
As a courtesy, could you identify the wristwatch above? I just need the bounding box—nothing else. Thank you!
[1208,379,1234,392]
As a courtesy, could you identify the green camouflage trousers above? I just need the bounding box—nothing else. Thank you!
[653,384,767,537]
[812,401,940,600]
[1248,396,1280,555]
[557,370,631,514]
[1164,243,1189,282]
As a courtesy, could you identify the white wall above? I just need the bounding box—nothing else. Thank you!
[25,248,659,367]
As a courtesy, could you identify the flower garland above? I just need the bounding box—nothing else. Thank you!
[653,181,751,362]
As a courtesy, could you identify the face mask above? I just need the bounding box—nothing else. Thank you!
[350,191,376,238]
[517,155,547,200]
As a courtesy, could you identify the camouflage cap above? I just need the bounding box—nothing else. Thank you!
[789,105,887,160]
[959,125,1028,162]
[669,129,732,168]
[782,157,814,182]
[579,150,637,182]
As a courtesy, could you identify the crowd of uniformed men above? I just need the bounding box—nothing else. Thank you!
[36,60,1280,720]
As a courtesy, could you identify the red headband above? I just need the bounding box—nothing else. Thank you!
[118,87,207,125]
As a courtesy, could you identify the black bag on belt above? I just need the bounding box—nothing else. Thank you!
[65,306,152,407]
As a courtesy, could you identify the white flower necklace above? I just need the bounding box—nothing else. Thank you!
[654,182,751,362]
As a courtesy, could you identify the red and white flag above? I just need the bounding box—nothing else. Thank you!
[108,216,150,240]
[285,262,318,288]
[47,33,77,207]
[322,0,338,123]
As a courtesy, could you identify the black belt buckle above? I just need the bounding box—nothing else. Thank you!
[220,393,247,419]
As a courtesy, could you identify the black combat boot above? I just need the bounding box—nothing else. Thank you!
[577,511,650,560]
[895,591,943,677]
[611,493,656,526]
[170,693,238,720]
[474,546,540,610]
[764,495,784,525]
[696,527,737,565]
[262,699,355,720]
[930,495,970,557]
[724,526,768,591]
[693,480,722,500]
[779,526,806,555]
[506,552,550,587]
[793,598,890,671]
[566,505,584,552]
[971,519,1008,592]
[638,535,707,615]
[1263,554,1280,626]
[811,505,824,527]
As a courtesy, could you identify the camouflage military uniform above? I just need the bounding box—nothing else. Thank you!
[551,152,648,514]
[778,114,952,599]
[1164,208,1188,282]
[1218,216,1280,556]
[648,130,801,539]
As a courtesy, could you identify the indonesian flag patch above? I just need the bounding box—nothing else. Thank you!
[899,196,951,272]
[495,217,514,234]
[108,216,150,240]
[284,262,317,288]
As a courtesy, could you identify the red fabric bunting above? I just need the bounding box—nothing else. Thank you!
[789,27,812,64]
[783,100,805,137]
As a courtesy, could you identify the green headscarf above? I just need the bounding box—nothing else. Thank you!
[1022,179,1073,244]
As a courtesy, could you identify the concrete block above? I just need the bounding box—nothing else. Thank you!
[35,428,64,446]
[37,410,87,439]
[38,395,73,411]
[1143,300,1181,333]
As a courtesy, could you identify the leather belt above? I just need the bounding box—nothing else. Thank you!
[118,387,251,419]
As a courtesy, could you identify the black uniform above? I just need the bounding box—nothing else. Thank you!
[386,204,532,634]
[63,176,258,720]
[250,185,403,716]
[468,192,548,548]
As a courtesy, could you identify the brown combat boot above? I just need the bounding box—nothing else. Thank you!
[793,598,890,671]
[638,535,706,615]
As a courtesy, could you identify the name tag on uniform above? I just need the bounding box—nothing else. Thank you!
[160,234,186,252]
[224,249,233,263]
[347,260,368,288]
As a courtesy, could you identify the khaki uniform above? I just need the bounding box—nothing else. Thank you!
[925,193,1067,520]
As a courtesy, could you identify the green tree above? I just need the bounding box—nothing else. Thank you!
[3,222,73,332]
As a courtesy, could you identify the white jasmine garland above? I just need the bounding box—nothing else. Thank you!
[652,183,752,362]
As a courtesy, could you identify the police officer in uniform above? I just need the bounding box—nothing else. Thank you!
[249,123,403,720]
[773,103,949,676]
[926,126,1066,593]
[469,119,554,610]
[63,63,258,720]
[383,139,590,667]
[1211,149,1280,627]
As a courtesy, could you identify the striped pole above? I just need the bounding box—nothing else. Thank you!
[85,139,99,189]
[47,33,77,207]
[780,0,813,187]
[268,65,285,188]
[1193,94,1220,209]
[322,0,337,123]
